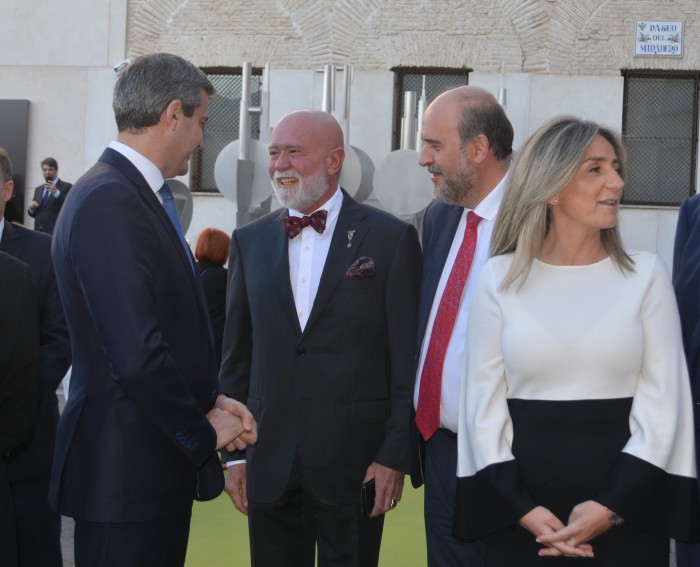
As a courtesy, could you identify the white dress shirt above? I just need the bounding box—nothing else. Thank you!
[288,187,343,331]
[109,140,164,200]
[414,174,508,433]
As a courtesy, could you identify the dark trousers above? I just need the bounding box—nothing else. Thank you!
[677,542,700,567]
[11,472,62,567]
[74,510,192,567]
[248,459,384,567]
[424,428,485,567]
[0,460,18,567]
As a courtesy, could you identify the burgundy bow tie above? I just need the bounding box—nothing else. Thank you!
[282,210,328,239]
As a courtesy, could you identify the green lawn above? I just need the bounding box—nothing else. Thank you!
[186,485,427,566]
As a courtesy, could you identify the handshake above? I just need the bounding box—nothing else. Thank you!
[206,395,258,452]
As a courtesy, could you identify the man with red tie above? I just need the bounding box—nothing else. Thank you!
[411,86,514,567]
[220,110,422,567]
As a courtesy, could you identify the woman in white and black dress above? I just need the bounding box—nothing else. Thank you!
[454,116,700,565]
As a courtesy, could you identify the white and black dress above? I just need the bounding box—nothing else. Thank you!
[455,251,700,566]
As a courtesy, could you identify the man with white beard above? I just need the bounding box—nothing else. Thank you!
[219,110,422,567]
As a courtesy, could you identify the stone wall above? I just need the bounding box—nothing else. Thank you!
[126,0,700,73]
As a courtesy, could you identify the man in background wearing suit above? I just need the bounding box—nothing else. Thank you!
[0,252,40,567]
[0,147,71,567]
[411,86,513,567]
[220,110,422,567]
[50,53,256,567]
[27,157,72,234]
[672,194,700,567]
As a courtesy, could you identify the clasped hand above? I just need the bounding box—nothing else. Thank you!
[206,395,258,452]
[519,500,614,558]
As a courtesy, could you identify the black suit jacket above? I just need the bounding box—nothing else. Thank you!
[50,148,221,522]
[220,192,422,505]
[673,194,700,471]
[1,222,71,480]
[198,261,227,367]
[409,200,464,488]
[0,252,40,566]
[28,179,72,234]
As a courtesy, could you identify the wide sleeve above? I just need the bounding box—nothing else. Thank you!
[454,260,536,540]
[596,258,700,541]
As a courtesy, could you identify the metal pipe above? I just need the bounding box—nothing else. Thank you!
[322,64,333,113]
[416,75,427,148]
[401,91,417,150]
[239,62,252,160]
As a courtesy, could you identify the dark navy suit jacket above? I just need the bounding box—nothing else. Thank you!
[410,199,464,488]
[1,222,71,481]
[673,194,700,466]
[49,148,221,522]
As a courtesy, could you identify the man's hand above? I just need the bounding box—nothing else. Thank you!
[215,395,258,450]
[224,463,248,515]
[362,462,404,518]
[206,407,245,451]
[29,201,39,211]
[519,506,594,558]
[535,501,611,557]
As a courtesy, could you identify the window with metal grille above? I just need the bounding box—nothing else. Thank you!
[191,68,263,192]
[622,71,699,206]
[392,67,470,150]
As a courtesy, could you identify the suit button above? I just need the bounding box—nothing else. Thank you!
[296,347,306,356]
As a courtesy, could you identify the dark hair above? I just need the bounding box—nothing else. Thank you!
[113,53,215,133]
[0,147,12,183]
[453,90,513,161]
[195,228,231,266]
[41,157,58,169]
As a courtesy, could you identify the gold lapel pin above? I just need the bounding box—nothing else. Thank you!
[346,230,356,248]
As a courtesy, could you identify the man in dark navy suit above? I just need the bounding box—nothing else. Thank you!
[27,157,72,234]
[673,194,700,567]
[50,53,256,567]
[0,146,71,567]
[220,110,421,567]
[410,86,513,567]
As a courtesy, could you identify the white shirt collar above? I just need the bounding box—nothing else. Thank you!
[471,170,509,220]
[109,140,164,195]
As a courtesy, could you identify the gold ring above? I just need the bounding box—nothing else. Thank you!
[390,499,398,508]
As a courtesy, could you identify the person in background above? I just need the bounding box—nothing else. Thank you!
[455,116,699,565]
[0,146,71,567]
[672,182,700,567]
[411,85,513,567]
[195,227,230,367]
[49,53,256,567]
[27,158,72,234]
[0,252,40,567]
[220,109,421,567]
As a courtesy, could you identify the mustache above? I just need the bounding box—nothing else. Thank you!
[427,166,443,175]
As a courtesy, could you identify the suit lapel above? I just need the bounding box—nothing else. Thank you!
[302,192,369,336]
[417,203,463,343]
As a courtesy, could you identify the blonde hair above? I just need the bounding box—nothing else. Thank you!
[491,116,634,290]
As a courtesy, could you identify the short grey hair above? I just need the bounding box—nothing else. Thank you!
[491,115,633,290]
[113,53,215,133]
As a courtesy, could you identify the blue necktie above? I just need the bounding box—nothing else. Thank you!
[158,183,194,273]
[41,188,51,206]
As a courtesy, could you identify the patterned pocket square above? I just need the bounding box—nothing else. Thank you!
[344,256,376,279]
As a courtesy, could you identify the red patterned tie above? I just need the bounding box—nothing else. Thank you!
[416,211,482,441]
